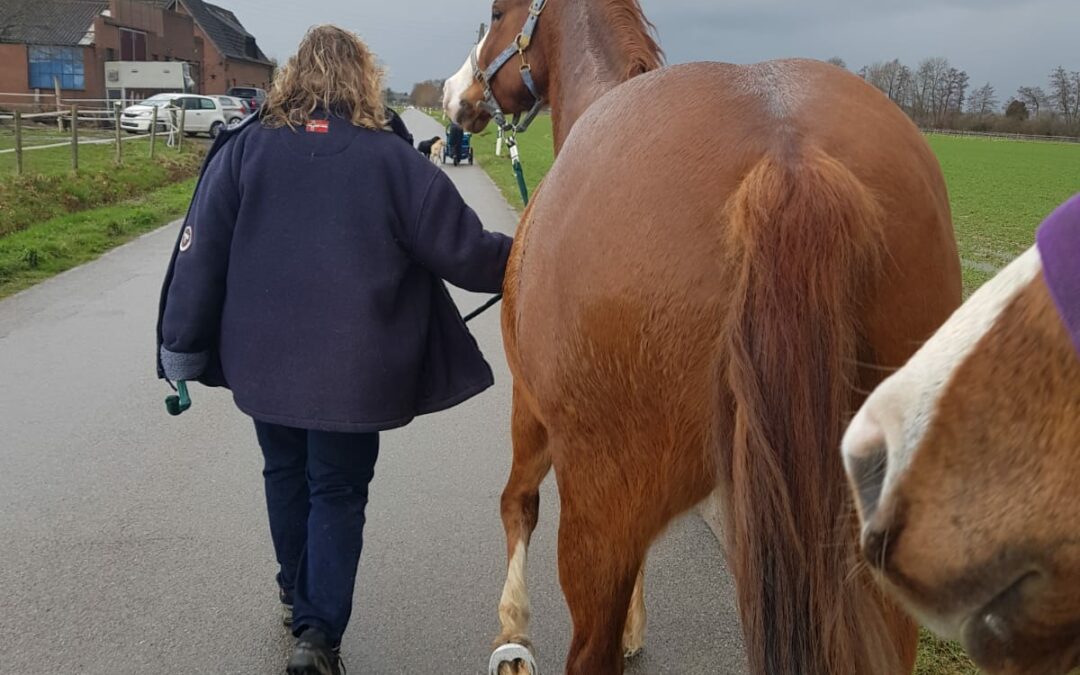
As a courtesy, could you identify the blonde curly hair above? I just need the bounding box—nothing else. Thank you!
[262,25,387,130]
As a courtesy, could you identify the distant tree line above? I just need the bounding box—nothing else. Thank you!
[408,80,445,109]
[843,56,1080,138]
[383,88,410,107]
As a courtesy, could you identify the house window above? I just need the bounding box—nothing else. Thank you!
[119,28,147,60]
[28,46,85,90]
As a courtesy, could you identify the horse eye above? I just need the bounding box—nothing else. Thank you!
[492,10,503,21]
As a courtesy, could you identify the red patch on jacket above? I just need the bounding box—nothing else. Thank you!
[305,120,330,134]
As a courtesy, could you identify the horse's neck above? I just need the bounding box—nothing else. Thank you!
[548,1,633,153]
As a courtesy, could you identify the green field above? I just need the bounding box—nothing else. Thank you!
[472,114,1080,675]
[474,115,1080,297]
[925,133,1080,291]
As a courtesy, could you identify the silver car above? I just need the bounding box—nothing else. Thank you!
[217,96,249,126]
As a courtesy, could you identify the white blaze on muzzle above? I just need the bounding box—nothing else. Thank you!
[443,32,487,123]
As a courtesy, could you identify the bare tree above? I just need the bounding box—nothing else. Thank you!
[911,57,951,124]
[826,57,847,70]
[1049,66,1079,122]
[940,67,970,120]
[967,82,998,116]
[860,59,912,108]
[1016,86,1048,118]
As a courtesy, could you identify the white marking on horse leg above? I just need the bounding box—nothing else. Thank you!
[492,539,537,674]
[498,538,531,641]
[843,246,1043,519]
[443,33,487,122]
[622,566,646,658]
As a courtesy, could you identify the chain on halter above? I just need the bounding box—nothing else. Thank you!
[470,0,548,134]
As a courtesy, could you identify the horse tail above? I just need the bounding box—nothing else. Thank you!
[721,148,916,674]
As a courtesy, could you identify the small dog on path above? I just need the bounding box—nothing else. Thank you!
[429,139,445,164]
[417,136,440,159]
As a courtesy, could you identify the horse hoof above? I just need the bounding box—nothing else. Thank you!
[624,645,644,659]
[489,643,539,675]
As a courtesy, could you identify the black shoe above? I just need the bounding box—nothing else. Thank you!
[287,628,344,675]
[279,586,294,628]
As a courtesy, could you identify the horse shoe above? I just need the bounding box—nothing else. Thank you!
[488,643,539,675]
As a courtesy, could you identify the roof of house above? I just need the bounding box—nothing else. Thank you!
[0,0,272,65]
[0,0,108,46]
[175,0,271,65]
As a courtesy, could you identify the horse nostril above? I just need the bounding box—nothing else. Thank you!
[862,521,899,569]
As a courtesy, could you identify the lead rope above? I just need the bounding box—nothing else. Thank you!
[463,134,529,324]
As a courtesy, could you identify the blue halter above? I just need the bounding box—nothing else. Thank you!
[471,0,548,133]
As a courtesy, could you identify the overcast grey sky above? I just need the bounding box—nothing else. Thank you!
[225,0,1076,101]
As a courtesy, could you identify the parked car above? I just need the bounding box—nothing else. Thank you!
[216,95,249,125]
[119,93,179,133]
[121,93,229,138]
[226,86,267,113]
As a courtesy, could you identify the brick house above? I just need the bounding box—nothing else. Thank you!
[167,0,274,94]
[0,0,272,106]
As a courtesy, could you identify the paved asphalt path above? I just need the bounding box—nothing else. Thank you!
[0,109,745,674]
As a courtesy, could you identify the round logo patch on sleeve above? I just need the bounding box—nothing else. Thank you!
[179,226,193,252]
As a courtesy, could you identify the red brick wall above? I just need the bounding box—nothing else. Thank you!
[195,28,272,95]
[0,44,99,109]
[0,45,29,98]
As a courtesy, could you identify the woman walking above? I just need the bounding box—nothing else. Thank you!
[156,25,511,675]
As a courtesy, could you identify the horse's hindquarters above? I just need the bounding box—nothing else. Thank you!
[505,59,959,675]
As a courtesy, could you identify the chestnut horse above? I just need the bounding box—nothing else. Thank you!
[843,193,1080,675]
[444,1,962,673]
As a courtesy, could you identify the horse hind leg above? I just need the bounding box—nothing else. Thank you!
[490,386,551,675]
[557,492,646,675]
[556,428,715,674]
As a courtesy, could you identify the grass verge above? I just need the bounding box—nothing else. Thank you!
[0,178,195,299]
[0,132,203,238]
[470,117,555,210]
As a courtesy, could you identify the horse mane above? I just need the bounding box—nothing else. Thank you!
[597,0,664,79]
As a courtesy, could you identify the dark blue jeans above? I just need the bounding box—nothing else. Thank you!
[254,421,380,647]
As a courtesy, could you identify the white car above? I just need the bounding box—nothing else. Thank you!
[121,93,229,138]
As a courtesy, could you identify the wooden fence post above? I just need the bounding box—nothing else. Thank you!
[14,111,24,175]
[149,106,158,159]
[114,103,122,166]
[177,108,185,151]
[70,104,79,173]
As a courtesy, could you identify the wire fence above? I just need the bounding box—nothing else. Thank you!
[0,98,194,175]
